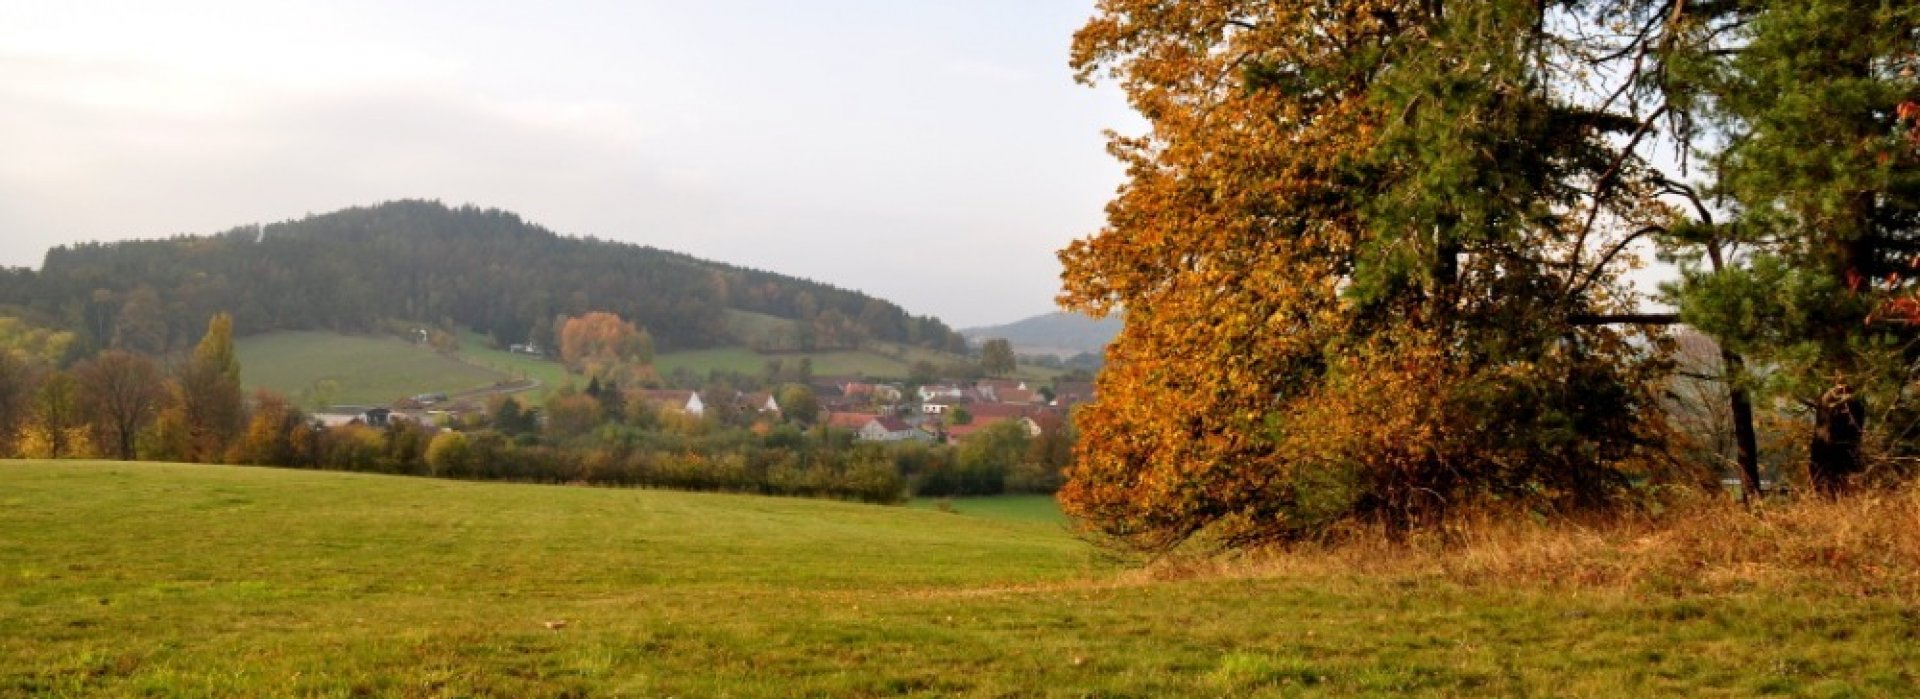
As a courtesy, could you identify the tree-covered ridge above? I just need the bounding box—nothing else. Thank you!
[0,200,965,354]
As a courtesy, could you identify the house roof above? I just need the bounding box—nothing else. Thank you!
[1052,381,1096,403]
[996,388,1037,404]
[873,416,912,432]
[826,412,879,429]
[943,422,986,441]
[1028,411,1067,432]
[963,403,1036,421]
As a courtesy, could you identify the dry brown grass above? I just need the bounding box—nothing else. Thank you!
[1139,486,1920,599]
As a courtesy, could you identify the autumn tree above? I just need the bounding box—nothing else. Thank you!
[1058,1,1677,549]
[231,390,310,466]
[558,312,654,382]
[0,350,35,456]
[543,388,604,441]
[74,350,164,460]
[178,313,244,462]
[425,430,473,477]
[0,317,76,366]
[19,371,94,459]
[979,338,1016,377]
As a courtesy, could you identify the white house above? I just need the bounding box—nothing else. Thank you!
[917,384,964,402]
[857,416,927,442]
[640,390,705,417]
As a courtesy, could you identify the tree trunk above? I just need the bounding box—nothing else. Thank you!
[1808,383,1864,497]
[1706,242,1763,503]
[1722,349,1762,503]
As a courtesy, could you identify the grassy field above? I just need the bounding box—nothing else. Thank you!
[4,461,1916,697]
[910,494,1070,525]
[454,330,572,400]
[656,343,1063,383]
[241,326,1062,409]
[236,332,510,407]
[653,346,915,379]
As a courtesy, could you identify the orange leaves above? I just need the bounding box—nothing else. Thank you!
[557,312,653,380]
[1902,101,1920,149]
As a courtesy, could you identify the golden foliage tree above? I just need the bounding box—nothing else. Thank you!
[0,350,35,456]
[557,312,655,382]
[231,390,310,467]
[19,371,97,459]
[1058,1,1677,549]
[179,313,244,462]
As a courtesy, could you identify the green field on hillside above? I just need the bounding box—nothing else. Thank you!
[656,343,1063,383]
[455,330,572,400]
[242,327,1059,410]
[4,461,1915,696]
[654,346,914,379]
[236,332,510,407]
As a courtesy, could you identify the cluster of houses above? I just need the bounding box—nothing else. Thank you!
[306,374,1092,447]
[612,377,1092,445]
[814,377,1091,445]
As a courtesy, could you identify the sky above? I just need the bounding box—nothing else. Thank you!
[0,1,1137,329]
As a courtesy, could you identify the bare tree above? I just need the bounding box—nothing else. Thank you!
[75,350,164,460]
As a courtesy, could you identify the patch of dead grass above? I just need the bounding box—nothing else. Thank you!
[1130,486,1920,599]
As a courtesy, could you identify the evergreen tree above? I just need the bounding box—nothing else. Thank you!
[1667,0,1920,494]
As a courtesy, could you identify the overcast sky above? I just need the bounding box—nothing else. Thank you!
[0,1,1135,328]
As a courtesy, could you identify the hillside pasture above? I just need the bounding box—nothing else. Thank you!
[3,461,1916,697]
[656,341,1063,383]
[454,329,572,400]
[236,331,509,407]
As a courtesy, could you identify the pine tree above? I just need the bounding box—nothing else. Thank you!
[1667,0,1920,494]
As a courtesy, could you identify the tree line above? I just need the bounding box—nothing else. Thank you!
[1,311,1073,504]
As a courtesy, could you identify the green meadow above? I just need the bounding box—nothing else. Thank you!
[3,461,1916,697]
[235,332,510,407]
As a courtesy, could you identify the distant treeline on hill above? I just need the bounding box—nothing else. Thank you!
[0,200,966,355]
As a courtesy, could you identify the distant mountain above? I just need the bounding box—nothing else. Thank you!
[0,200,967,355]
[963,312,1121,357]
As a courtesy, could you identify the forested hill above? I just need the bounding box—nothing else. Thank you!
[0,200,966,354]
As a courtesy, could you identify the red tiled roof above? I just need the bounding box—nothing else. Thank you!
[826,412,879,429]
[964,403,1035,420]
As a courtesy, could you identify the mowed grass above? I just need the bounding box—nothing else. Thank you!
[4,461,1918,697]
[237,332,508,407]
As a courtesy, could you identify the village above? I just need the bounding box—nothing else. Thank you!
[309,371,1093,448]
